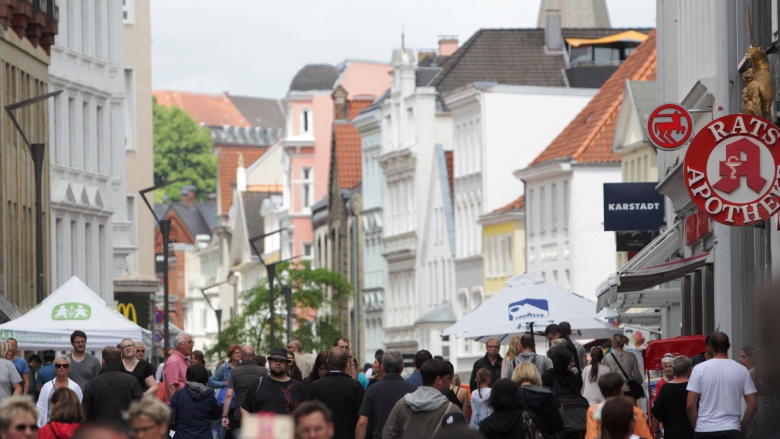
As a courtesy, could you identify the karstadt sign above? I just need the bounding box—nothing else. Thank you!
[603,183,665,231]
[684,113,780,226]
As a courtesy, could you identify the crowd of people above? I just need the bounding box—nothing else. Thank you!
[0,325,762,439]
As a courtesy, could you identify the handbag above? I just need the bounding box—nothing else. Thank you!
[522,410,544,439]
[168,391,177,431]
[216,366,235,409]
[610,352,645,399]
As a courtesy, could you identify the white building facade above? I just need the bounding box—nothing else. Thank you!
[49,1,130,301]
[378,48,456,358]
[354,98,386,363]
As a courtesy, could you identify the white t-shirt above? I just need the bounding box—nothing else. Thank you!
[687,358,756,432]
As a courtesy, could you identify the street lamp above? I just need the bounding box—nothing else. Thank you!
[5,90,63,304]
[248,229,286,350]
[139,178,184,353]
[199,282,227,338]
[226,271,239,319]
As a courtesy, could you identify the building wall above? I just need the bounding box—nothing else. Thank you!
[49,0,125,301]
[570,166,621,298]
[355,105,385,363]
[481,87,597,212]
[482,219,525,294]
[122,0,154,280]
[0,26,53,311]
[338,61,392,100]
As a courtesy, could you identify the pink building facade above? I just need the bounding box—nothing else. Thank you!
[268,61,391,263]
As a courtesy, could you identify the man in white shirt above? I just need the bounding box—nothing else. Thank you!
[687,331,757,438]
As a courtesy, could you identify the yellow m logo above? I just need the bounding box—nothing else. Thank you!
[117,303,137,323]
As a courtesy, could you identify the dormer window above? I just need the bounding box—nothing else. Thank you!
[301,108,312,134]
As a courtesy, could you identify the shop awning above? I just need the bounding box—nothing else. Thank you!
[596,222,713,312]
[565,30,649,48]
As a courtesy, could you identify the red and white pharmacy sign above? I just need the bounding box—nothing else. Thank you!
[684,113,780,226]
[647,103,694,151]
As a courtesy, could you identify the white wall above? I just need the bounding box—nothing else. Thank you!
[570,166,621,298]
[49,0,126,301]
[482,87,596,212]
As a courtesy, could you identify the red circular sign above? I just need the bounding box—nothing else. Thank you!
[647,104,694,150]
[684,113,780,226]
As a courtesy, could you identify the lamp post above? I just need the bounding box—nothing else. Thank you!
[5,90,62,304]
[139,179,184,353]
[226,271,239,319]
[248,228,286,350]
[199,281,227,338]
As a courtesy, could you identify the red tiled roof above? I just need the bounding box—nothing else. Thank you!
[349,99,373,121]
[490,195,525,214]
[333,123,362,190]
[154,90,250,128]
[529,30,657,167]
[217,146,269,214]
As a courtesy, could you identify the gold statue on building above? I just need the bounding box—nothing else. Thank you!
[741,1,773,119]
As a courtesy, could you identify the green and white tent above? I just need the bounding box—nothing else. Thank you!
[0,276,152,350]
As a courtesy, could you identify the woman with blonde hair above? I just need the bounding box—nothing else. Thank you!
[36,355,83,427]
[126,396,170,439]
[603,333,643,401]
[0,397,39,439]
[512,362,564,438]
[500,335,522,379]
[38,387,83,439]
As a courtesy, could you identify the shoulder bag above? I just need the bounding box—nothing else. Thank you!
[610,352,645,399]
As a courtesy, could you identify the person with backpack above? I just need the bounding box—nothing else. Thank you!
[512,363,564,438]
[478,379,542,439]
[542,349,579,397]
[503,334,553,380]
[469,368,493,430]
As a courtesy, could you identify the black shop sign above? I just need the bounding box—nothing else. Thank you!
[603,183,665,231]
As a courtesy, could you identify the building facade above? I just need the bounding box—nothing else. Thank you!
[0,1,58,316]
[49,0,127,302]
[479,196,526,296]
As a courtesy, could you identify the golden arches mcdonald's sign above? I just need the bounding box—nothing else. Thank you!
[117,303,138,323]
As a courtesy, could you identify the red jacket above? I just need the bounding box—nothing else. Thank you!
[38,422,81,439]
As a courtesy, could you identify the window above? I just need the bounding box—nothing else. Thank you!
[96,105,104,173]
[301,108,311,134]
[486,237,493,278]
[99,225,106,292]
[53,93,62,164]
[68,98,76,166]
[83,101,90,170]
[67,0,76,48]
[527,189,533,235]
[95,0,102,57]
[540,186,546,233]
[81,0,90,56]
[55,219,63,285]
[124,69,136,150]
[122,0,135,24]
[302,167,313,209]
[71,221,79,276]
[85,223,92,285]
[563,181,570,230]
[303,243,313,258]
[126,195,136,241]
[552,183,558,231]
[406,108,415,144]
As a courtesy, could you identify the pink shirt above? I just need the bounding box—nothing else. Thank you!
[163,351,189,400]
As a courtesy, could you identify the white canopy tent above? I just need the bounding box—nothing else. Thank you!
[442,273,621,343]
[0,276,152,350]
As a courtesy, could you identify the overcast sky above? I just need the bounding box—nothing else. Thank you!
[151,0,657,99]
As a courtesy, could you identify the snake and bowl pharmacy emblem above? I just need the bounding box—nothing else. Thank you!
[52,303,92,320]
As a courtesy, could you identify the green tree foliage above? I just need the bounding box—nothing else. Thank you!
[207,261,352,360]
[153,98,217,202]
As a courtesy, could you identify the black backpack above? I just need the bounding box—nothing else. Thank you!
[557,395,589,439]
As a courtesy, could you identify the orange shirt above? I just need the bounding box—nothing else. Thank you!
[585,404,652,439]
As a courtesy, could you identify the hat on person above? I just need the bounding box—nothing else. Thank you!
[268,347,291,362]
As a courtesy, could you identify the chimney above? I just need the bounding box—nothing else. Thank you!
[545,12,564,51]
[438,36,458,57]
[236,153,247,192]
[332,86,348,120]
[181,185,197,207]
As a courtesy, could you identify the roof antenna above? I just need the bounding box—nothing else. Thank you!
[401,26,405,49]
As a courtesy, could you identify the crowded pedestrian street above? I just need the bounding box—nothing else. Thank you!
[0,0,779,438]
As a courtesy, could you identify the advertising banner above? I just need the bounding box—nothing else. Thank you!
[603,183,665,231]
